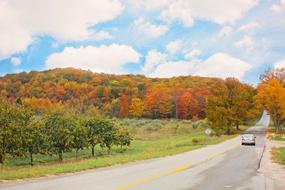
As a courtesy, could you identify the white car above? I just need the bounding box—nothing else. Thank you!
[241,134,256,146]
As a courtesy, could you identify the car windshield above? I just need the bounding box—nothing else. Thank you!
[243,134,254,138]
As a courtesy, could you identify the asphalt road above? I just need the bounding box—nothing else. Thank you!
[0,112,270,190]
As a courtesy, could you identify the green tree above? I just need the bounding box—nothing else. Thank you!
[72,121,87,159]
[84,118,116,156]
[115,129,132,149]
[44,112,75,161]
[0,103,14,164]
[100,121,117,152]
[0,103,24,164]
[84,118,102,157]
[21,119,47,165]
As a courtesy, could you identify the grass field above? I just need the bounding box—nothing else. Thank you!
[268,128,285,141]
[0,119,243,180]
[272,147,285,166]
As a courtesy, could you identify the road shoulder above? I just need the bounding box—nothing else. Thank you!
[259,138,285,190]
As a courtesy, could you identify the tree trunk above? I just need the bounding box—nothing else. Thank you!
[276,125,280,134]
[236,122,240,131]
[76,149,78,159]
[58,150,63,161]
[91,146,95,157]
[226,126,230,135]
[175,97,178,119]
[108,147,111,154]
[1,138,5,164]
[29,151,34,166]
[0,153,3,165]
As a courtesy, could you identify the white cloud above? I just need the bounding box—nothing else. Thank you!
[146,51,251,79]
[45,44,140,74]
[150,61,191,78]
[193,53,252,79]
[219,26,233,37]
[160,2,194,27]
[160,0,259,27]
[143,50,167,74]
[0,1,32,59]
[127,0,172,11]
[10,57,22,66]
[184,49,201,60]
[0,0,123,60]
[270,0,285,13]
[270,4,283,13]
[274,58,285,68]
[238,22,259,32]
[166,40,182,54]
[235,35,255,51]
[93,31,112,41]
[134,18,169,38]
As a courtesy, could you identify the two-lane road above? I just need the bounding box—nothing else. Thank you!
[0,112,270,190]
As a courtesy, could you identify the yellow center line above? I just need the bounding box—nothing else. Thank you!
[115,144,239,190]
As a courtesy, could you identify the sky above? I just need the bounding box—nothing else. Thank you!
[0,0,285,85]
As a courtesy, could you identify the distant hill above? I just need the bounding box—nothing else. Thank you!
[0,68,225,119]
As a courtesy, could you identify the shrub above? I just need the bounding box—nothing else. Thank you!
[191,119,209,129]
[192,138,200,144]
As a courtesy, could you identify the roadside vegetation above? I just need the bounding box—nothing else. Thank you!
[272,147,285,166]
[268,128,285,141]
[3,67,282,180]
[0,116,244,180]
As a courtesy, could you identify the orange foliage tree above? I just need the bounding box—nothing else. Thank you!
[178,90,199,120]
[129,98,144,117]
[255,79,285,133]
[119,95,129,117]
[144,86,174,118]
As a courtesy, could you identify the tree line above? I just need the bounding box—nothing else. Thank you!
[0,68,262,139]
[0,68,219,120]
[206,68,285,135]
[0,103,132,165]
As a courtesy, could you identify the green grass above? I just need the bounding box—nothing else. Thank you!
[272,147,285,165]
[268,127,285,141]
[0,118,244,181]
[272,136,285,141]
[0,132,236,180]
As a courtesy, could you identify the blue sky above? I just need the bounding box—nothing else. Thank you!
[1,0,285,85]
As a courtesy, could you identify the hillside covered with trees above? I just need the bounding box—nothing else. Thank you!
[0,68,222,119]
[0,68,256,121]
[0,68,260,164]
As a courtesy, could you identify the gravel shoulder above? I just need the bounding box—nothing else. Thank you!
[259,139,285,190]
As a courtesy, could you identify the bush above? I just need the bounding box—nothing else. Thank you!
[192,138,200,144]
[192,120,209,129]
[192,137,207,144]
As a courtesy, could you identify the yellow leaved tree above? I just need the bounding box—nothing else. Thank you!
[255,79,285,133]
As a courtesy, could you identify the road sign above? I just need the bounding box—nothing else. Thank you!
[205,128,212,135]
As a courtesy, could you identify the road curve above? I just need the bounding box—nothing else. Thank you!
[0,112,270,190]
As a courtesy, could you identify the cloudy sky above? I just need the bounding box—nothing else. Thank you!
[0,0,285,84]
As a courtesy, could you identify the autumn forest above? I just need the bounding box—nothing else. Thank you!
[1,67,285,168]
[0,68,253,119]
